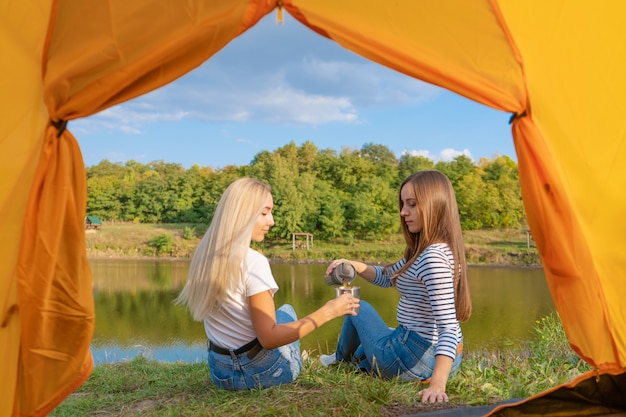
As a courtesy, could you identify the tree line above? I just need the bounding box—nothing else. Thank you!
[86,141,525,240]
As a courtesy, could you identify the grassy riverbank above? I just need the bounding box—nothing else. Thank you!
[85,223,540,266]
[51,313,589,416]
[71,224,570,416]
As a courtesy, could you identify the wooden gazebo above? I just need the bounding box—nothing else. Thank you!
[292,232,313,250]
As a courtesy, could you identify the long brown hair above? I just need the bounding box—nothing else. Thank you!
[393,170,471,322]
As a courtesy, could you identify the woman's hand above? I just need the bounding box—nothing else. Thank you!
[325,259,351,277]
[250,290,358,349]
[418,385,448,403]
[326,293,359,318]
[417,355,453,403]
[326,259,375,283]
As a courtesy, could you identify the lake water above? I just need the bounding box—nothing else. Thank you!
[89,260,554,364]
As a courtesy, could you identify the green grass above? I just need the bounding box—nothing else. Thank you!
[86,223,541,266]
[85,223,202,258]
[50,312,588,417]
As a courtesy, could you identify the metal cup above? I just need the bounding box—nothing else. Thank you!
[335,286,360,314]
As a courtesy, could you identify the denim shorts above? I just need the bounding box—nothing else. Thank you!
[207,304,302,390]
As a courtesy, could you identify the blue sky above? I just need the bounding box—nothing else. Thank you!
[73,13,516,169]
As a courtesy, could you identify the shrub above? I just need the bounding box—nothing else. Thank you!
[181,226,196,240]
[148,233,174,256]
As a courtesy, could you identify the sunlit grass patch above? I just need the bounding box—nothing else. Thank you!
[52,311,587,416]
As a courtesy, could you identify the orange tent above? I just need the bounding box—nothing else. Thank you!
[1,1,625,416]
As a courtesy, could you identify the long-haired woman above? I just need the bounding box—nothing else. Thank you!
[321,170,471,403]
[176,177,358,390]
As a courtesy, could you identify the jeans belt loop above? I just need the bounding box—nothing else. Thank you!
[400,326,410,343]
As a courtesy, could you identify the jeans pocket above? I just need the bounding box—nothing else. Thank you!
[398,360,432,382]
[211,372,235,391]
[377,356,403,379]
[208,353,239,390]
[379,355,432,382]
[250,354,297,388]
[385,335,435,382]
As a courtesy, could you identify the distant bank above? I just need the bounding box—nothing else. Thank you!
[85,223,541,267]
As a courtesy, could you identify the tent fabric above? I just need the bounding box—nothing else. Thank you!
[15,123,94,417]
[285,0,527,113]
[488,369,626,416]
[44,0,273,119]
[6,0,275,415]
[1,0,625,416]
[1,1,52,416]
[501,2,626,371]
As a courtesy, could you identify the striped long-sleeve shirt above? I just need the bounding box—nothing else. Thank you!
[372,243,462,359]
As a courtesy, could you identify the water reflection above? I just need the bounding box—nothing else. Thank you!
[89,260,553,364]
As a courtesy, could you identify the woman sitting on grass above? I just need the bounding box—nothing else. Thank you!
[321,170,471,403]
[175,177,358,391]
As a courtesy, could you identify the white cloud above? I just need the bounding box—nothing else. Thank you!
[72,12,516,169]
[403,148,473,162]
[254,86,358,124]
[119,125,141,135]
[75,105,190,135]
[74,13,442,136]
[77,56,436,133]
[439,148,473,162]
[296,57,440,108]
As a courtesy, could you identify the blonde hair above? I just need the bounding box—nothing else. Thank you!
[393,170,471,322]
[175,178,272,320]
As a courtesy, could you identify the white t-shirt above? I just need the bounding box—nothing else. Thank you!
[204,247,278,349]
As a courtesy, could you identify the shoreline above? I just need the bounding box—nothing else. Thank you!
[86,254,543,269]
[85,225,542,268]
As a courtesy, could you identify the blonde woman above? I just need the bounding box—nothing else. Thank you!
[321,170,471,403]
[176,177,358,390]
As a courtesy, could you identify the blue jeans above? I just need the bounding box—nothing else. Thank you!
[335,300,462,381]
[208,304,302,390]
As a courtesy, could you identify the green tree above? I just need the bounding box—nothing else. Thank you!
[132,168,164,223]
[297,141,318,172]
[86,160,138,221]
[345,175,398,239]
[455,170,499,229]
[266,154,305,239]
[86,159,127,179]
[197,165,244,225]
[180,164,216,223]
[479,156,525,228]
[435,155,476,187]
[296,172,322,235]
[359,143,397,165]
[274,141,299,172]
[333,147,375,191]
[84,145,524,239]
[397,153,434,182]
[313,180,346,239]
[312,148,339,183]
[359,143,398,186]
